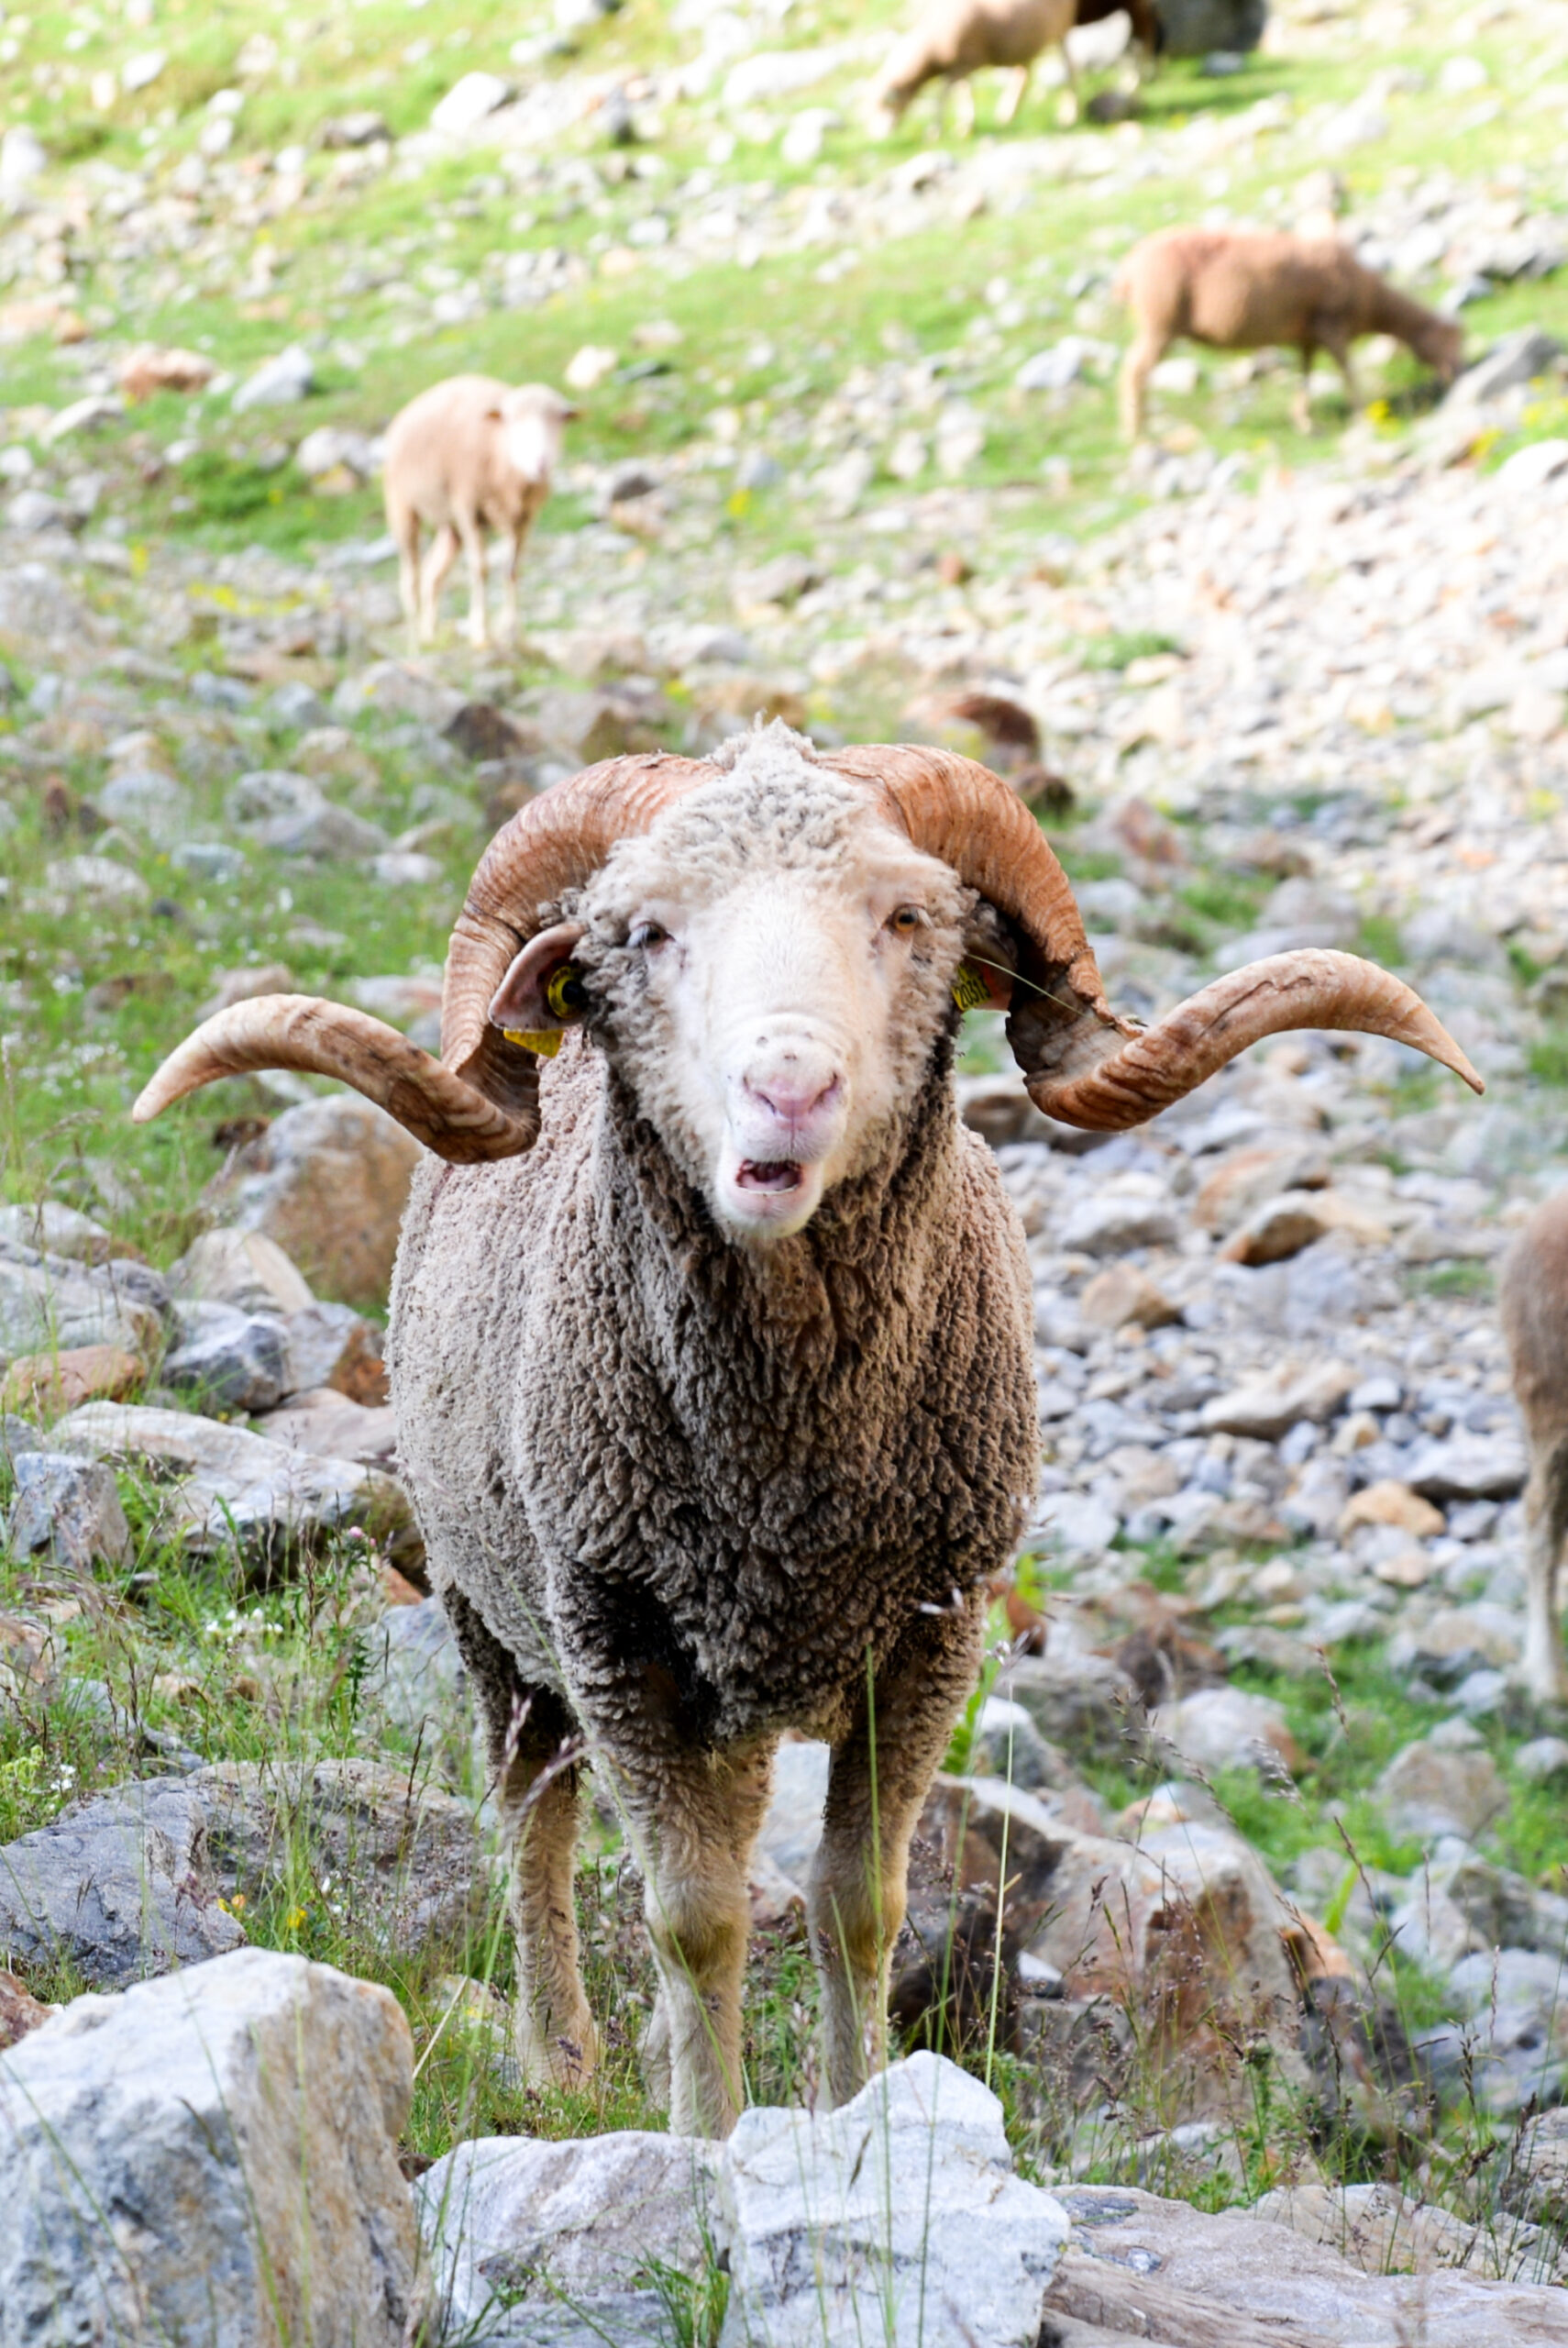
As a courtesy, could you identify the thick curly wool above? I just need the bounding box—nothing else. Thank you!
[385,730,1039,2131]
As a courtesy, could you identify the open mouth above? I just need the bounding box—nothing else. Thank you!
[735,1158,803,1193]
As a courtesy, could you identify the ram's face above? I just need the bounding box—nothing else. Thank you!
[583,775,976,1241]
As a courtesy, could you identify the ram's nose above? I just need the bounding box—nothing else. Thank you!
[743,1071,842,1126]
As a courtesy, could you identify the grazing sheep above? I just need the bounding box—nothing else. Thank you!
[871,0,1078,136]
[135,725,1481,2135]
[381,374,577,652]
[1500,1194,1568,1701]
[1116,227,1464,437]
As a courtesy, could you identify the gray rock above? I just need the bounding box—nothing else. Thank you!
[1375,1738,1507,1844]
[5,1451,131,1570]
[755,1738,831,1885]
[1447,328,1563,408]
[280,1299,387,1401]
[968,1695,1063,1792]
[996,1651,1140,1765]
[0,1202,116,1263]
[1203,1362,1354,1440]
[162,1299,289,1412]
[54,1401,413,1565]
[0,1948,422,2348]
[1037,2182,1568,2342]
[201,1095,421,1308]
[170,838,247,882]
[1152,1686,1297,1778]
[267,679,330,729]
[232,344,316,410]
[1403,1434,1528,1501]
[1155,0,1267,57]
[367,1599,468,1743]
[1516,1735,1568,1784]
[170,1226,315,1316]
[94,765,190,842]
[419,2132,720,2327]
[1057,1192,1178,1256]
[717,2054,1069,2347]
[0,1778,243,1985]
[195,1757,480,1953]
[0,1237,165,1363]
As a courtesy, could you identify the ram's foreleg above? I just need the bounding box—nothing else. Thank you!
[626,1737,775,2136]
[809,1596,987,2107]
[446,1589,598,2088]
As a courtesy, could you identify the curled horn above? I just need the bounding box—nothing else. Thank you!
[133,752,717,1163]
[833,744,1482,1130]
[132,996,536,1164]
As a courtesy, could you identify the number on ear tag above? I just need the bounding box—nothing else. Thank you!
[951,962,991,1014]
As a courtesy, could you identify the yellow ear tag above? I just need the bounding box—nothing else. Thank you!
[951,961,991,1014]
[503,1029,564,1058]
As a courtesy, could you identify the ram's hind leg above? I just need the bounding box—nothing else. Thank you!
[809,1598,987,2107]
[445,1589,598,2088]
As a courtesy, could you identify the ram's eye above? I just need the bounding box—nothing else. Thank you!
[889,905,923,935]
[627,920,667,950]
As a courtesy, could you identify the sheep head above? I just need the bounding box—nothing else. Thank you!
[134,725,1482,1195]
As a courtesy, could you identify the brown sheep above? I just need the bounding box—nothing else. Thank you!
[381,374,577,652]
[1115,227,1464,438]
[871,0,1079,136]
[1500,1192,1568,1701]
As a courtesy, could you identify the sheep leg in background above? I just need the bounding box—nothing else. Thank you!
[394,514,423,656]
[952,75,976,137]
[1315,316,1364,417]
[447,1589,599,2085]
[1119,328,1164,438]
[808,1600,986,2106]
[1056,42,1078,122]
[456,511,491,649]
[995,61,1031,125]
[624,1735,776,2136]
[1523,1438,1568,1701]
[419,523,459,644]
[501,529,524,644]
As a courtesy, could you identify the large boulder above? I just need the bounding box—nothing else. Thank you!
[201,1095,421,1307]
[717,2054,1069,2346]
[0,1777,244,1986]
[0,1948,423,2348]
[5,1451,132,1570]
[0,1235,165,1366]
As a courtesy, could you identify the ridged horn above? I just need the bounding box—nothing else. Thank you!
[132,996,536,1165]
[827,743,1122,1033]
[441,750,717,1115]
[1021,948,1485,1131]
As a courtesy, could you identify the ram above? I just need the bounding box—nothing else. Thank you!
[136,726,1480,2135]
[1500,1193,1568,1701]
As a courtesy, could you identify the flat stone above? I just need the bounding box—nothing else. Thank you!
[1403,1434,1528,1501]
[0,1342,144,1413]
[717,2054,1069,2347]
[54,1401,413,1565]
[1339,1480,1446,1539]
[262,1386,398,1464]
[1223,1189,1388,1266]
[0,1777,243,1985]
[1194,1143,1331,1235]
[1078,1263,1182,1330]
[1057,1193,1179,1257]
[0,1948,421,2348]
[1203,1363,1355,1441]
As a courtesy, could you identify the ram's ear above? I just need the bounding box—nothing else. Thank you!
[488,921,589,1056]
[954,904,1017,1013]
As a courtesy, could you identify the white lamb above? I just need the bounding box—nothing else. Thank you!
[381,374,577,652]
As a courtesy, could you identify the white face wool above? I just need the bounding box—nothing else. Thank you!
[502,404,558,483]
[579,728,976,1244]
